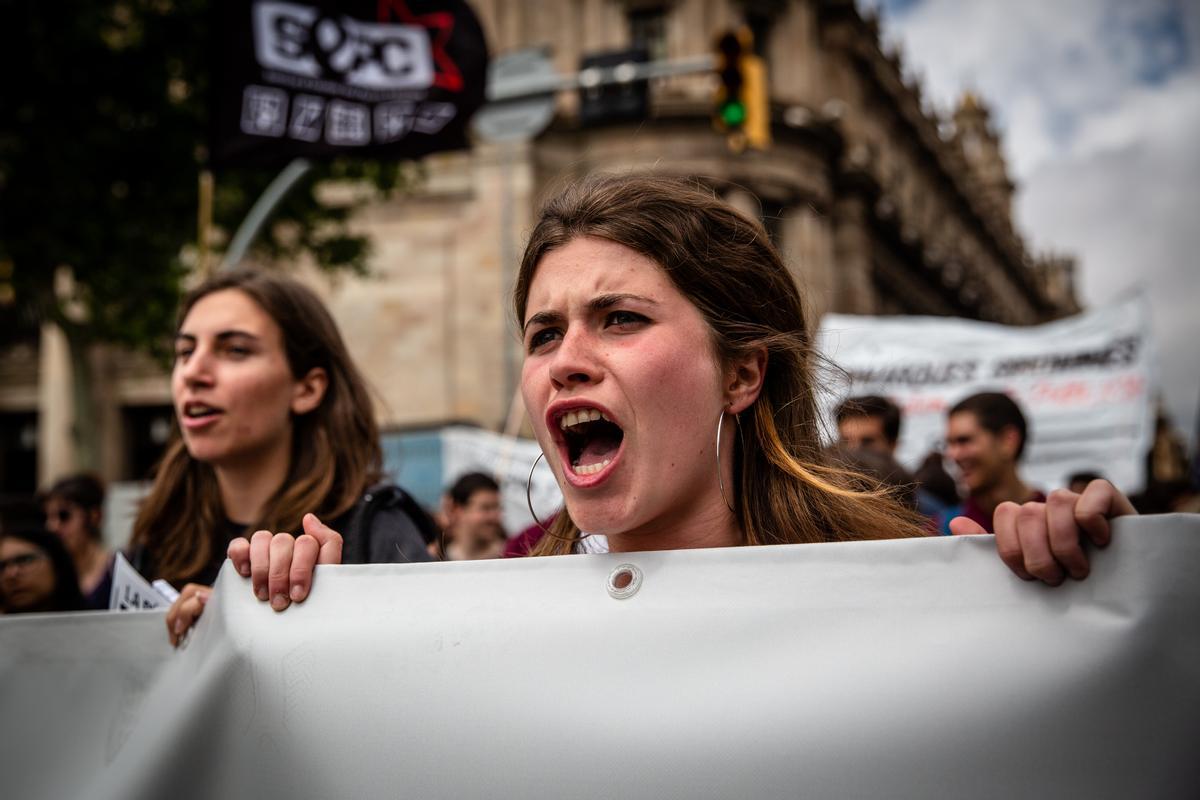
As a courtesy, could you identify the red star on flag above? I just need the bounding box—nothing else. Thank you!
[377,0,466,92]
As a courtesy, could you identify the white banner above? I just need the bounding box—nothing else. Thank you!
[0,610,172,800]
[2,515,1197,799]
[818,295,1156,492]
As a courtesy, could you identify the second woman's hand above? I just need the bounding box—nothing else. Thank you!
[950,479,1136,585]
[165,583,211,647]
[226,513,344,612]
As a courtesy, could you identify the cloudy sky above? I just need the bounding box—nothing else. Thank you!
[867,0,1199,437]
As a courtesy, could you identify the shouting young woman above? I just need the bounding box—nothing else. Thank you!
[225,174,1135,605]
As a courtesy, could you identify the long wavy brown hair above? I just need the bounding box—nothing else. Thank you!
[130,270,382,584]
[513,174,926,555]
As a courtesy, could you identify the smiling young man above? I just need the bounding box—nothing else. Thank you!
[941,392,1044,535]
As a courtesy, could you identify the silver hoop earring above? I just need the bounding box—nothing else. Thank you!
[716,409,736,513]
[525,450,590,542]
[526,451,551,535]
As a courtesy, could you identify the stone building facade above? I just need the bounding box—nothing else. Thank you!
[0,0,1079,495]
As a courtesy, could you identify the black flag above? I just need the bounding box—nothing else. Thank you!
[212,0,488,167]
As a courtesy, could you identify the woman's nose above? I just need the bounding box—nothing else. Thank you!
[548,329,600,389]
[177,347,214,386]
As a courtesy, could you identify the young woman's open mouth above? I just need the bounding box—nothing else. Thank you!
[180,401,224,431]
[548,402,626,487]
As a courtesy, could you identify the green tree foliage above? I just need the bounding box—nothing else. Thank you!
[0,0,413,470]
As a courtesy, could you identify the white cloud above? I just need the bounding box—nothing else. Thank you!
[876,0,1200,435]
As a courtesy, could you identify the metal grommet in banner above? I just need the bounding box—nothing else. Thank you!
[607,563,642,600]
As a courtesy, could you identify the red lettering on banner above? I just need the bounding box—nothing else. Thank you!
[1099,374,1146,403]
[902,396,949,416]
[1030,379,1092,406]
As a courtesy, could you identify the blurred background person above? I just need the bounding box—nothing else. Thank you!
[0,527,86,614]
[504,514,555,558]
[438,472,507,561]
[835,395,901,456]
[1130,413,1198,513]
[826,444,917,511]
[836,394,954,520]
[41,474,112,609]
[1067,471,1105,495]
[941,392,1044,535]
[913,451,960,516]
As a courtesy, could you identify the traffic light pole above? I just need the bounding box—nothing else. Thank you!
[487,54,716,103]
[220,158,314,271]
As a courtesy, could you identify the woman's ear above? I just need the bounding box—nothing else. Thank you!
[291,367,329,416]
[725,347,767,415]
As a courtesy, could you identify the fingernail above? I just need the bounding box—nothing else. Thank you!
[256,588,268,602]
[174,620,185,635]
[290,584,305,602]
[271,593,290,611]
[239,565,251,577]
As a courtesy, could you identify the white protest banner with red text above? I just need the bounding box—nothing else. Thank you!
[818,294,1155,492]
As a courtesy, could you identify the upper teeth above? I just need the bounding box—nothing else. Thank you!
[187,405,216,417]
[559,408,608,430]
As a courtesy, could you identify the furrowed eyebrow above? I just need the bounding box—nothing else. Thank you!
[523,294,658,334]
[522,311,562,335]
[588,293,657,312]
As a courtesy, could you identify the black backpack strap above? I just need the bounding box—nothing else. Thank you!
[341,483,440,564]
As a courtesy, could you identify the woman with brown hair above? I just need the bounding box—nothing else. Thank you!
[139,270,433,644]
[235,173,1133,597]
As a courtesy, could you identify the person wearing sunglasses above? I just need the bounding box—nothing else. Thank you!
[41,474,112,609]
[0,527,86,614]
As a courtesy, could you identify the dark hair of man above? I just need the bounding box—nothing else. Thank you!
[949,391,1029,460]
[1067,471,1104,486]
[41,473,106,541]
[448,472,500,507]
[1,527,86,612]
[913,452,960,507]
[835,395,902,445]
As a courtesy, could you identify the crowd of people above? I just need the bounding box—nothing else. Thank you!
[0,173,1147,625]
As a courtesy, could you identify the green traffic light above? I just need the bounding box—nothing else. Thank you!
[721,101,746,127]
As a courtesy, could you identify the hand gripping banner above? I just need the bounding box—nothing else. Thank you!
[2,516,1198,798]
[212,0,489,166]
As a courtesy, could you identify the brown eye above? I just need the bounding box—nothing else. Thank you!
[606,310,648,328]
[527,327,561,352]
